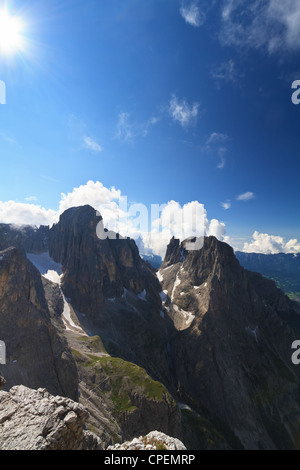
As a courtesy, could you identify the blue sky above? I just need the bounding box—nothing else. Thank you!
[0,0,300,255]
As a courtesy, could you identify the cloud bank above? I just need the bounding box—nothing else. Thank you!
[220,0,300,54]
[243,231,300,254]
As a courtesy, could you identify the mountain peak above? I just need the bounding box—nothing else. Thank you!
[162,235,238,271]
[57,205,102,227]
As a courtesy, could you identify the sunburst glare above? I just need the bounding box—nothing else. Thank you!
[0,7,25,55]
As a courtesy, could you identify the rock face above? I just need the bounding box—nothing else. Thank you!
[48,206,171,387]
[0,247,78,399]
[49,206,161,322]
[108,431,187,451]
[0,223,49,254]
[159,236,300,450]
[71,345,182,447]
[0,385,102,450]
[0,376,5,391]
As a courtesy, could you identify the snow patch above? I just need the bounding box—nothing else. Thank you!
[137,289,147,302]
[26,252,62,283]
[173,305,195,326]
[178,403,193,412]
[26,252,87,335]
[245,326,259,343]
[171,273,181,301]
[160,290,168,303]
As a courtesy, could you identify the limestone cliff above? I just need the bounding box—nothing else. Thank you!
[0,247,78,399]
[159,236,300,449]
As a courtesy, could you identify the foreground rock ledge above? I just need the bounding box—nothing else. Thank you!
[108,431,187,451]
[0,384,102,450]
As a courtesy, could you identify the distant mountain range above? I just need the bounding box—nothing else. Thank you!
[236,252,300,302]
[0,206,300,450]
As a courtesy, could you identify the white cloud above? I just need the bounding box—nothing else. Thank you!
[144,200,226,257]
[59,181,123,228]
[205,132,229,169]
[169,95,200,127]
[220,0,300,54]
[206,132,229,146]
[25,196,38,202]
[180,2,206,27]
[0,132,18,146]
[206,218,226,240]
[237,192,255,201]
[115,112,134,143]
[0,201,57,227]
[216,148,227,169]
[115,112,159,144]
[243,231,300,254]
[210,59,240,88]
[83,136,103,153]
[221,201,231,210]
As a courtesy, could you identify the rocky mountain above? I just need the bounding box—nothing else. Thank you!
[158,236,300,449]
[0,206,300,450]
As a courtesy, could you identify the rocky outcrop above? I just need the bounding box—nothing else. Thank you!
[108,431,187,450]
[70,337,182,447]
[158,236,300,450]
[0,376,5,391]
[0,223,49,254]
[0,385,102,450]
[0,247,78,399]
[49,206,161,321]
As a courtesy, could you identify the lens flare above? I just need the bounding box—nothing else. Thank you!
[0,8,25,55]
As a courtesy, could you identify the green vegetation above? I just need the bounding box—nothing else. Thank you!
[76,335,108,354]
[287,292,300,303]
[155,442,167,450]
[141,436,167,450]
[270,277,300,303]
[98,356,174,414]
[71,348,175,416]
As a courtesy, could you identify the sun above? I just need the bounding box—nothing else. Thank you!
[0,8,24,55]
